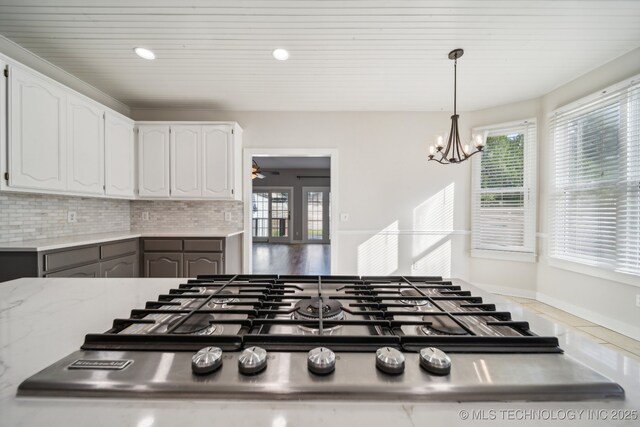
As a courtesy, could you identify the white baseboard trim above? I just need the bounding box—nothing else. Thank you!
[471,282,537,299]
[535,291,640,342]
[471,281,640,341]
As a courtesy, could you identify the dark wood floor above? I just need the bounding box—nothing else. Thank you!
[252,243,330,275]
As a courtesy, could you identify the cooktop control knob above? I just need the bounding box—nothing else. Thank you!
[308,347,336,375]
[192,346,223,375]
[375,347,405,375]
[419,347,451,375]
[238,346,268,375]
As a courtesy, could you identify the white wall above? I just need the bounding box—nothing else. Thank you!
[132,110,473,279]
[535,48,640,340]
[465,48,640,339]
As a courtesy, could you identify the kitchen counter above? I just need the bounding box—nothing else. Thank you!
[0,278,638,427]
[0,230,244,252]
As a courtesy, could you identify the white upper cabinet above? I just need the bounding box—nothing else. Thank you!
[202,125,233,198]
[105,113,135,197]
[9,65,67,191]
[67,94,105,195]
[138,125,170,197]
[170,125,202,197]
[137,122,242,200]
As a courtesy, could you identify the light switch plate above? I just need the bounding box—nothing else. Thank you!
[224,212,232,222]
[142,212,150,221]
[67,211,77,223]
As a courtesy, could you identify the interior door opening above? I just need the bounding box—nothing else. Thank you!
[251,156,331,275]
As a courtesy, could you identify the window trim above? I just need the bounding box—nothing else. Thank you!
[548,74,640,280]
[471,118,537,261]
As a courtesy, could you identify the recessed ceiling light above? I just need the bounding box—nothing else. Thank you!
[134,47,156,60]
[272,48,289,61]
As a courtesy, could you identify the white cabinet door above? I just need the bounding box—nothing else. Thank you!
[202,125,232,198]
[170,125,202,197]
[105,113,135,197]
[138,125,170,197]
[9,66,67,191]
[67,95,104,195]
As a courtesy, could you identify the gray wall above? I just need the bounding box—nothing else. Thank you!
[253,168,330,242]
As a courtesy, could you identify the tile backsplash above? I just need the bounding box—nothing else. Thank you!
[130,200,243,232]
[0,192,130,243]
[0,193,244,244]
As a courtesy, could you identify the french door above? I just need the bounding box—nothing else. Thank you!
[252,189,292,243]
[302,186,330,243]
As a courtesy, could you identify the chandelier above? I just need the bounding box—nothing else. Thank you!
[428,49,485,165]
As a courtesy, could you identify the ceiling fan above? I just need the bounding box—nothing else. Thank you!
[252,160,265,180]
[252,159,283,180]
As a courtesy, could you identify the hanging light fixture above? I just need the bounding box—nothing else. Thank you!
[428,49,485,165]
[252,160,265,180]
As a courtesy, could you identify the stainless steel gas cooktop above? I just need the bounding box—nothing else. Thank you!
[18,275,625,401]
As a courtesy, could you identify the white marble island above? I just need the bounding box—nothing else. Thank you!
[1,278,638,427]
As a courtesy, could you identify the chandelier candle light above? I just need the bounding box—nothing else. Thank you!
[429,49,485,165]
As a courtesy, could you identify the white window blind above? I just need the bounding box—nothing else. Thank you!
[472,120,537,256]
[550,76,640,277]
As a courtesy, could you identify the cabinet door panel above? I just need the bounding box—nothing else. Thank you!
[144,253,182,277]
[9,66,67,191]
[202,125,232,198]
[183,252,223,277]
[105,113,135,197]
[101,255,138,278]
[45,263,100,278]
[170,125,202,197]
[67,95,104,194]
[138,125,170,197]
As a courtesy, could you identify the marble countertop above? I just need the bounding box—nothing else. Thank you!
[0,277,638,427]
[0,229,245,252]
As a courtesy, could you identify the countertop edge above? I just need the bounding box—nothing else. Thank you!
[0,230,245,252]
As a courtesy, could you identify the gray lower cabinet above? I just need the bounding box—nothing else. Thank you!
[45,263,101,278]
[144,252,183,278]
[100,255,138,278]
[141,236,242,278]
[183,252,223,277]
[0,238,139,282]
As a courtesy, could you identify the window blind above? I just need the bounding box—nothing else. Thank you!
[550,76,640,276]
[472,120,537,255]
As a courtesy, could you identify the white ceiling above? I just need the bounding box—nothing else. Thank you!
[1,1,639,111]
[254,156,330,170]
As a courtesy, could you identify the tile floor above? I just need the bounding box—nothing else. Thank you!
[501,295,640,362]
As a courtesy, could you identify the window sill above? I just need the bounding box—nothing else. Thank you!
[471,249,537,263]
[547,257,640,288]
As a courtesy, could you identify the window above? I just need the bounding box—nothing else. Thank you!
[550,76,640,278]
[472,119,537,259]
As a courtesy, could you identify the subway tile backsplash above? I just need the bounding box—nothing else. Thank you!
[0,193,130,243]
[0,193,244,244]
[130,200,243,232]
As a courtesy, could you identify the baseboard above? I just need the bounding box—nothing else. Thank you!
[471,281,537,299]
[536,291,640,342]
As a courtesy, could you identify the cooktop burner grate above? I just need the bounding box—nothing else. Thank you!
[81,275,561,354]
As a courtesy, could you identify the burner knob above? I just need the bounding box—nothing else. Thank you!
[238,346,268,375]
[192,346,223,375]
[419,347,451,375]
[308,347,336,375]
[375,347,405,375]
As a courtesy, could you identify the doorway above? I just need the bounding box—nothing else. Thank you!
[302,186,330,243]
[247,154,334,275]
[251,188,293,243]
